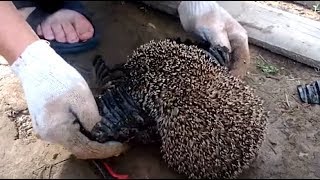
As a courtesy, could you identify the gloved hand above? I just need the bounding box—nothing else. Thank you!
[10,40,128,159]
[178,1,250,78]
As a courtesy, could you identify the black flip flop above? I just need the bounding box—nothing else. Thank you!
[13,1,100,55]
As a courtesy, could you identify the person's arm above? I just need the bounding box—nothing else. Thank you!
[178,1,250,78]
[0,1,38,64]
[142,1,250,78]
[0,1,128,159]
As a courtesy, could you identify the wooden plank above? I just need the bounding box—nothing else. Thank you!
[218,1,320,68]
[141,1,320,69]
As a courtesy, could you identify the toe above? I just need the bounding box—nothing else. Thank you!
[41,22,55,41]
[51,23,67,43]
[74,15,94,41]
[36,24,43,37]
[62,22,79,43]
[39,9,94,43]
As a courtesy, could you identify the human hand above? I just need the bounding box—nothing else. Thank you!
[10,40,128,159]
[178,1,250,78]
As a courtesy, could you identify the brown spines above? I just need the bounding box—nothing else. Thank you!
[117,39,267,179]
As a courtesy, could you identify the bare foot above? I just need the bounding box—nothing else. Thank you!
[18,8,94,44]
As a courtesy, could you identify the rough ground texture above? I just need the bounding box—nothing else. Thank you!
[1,1,320,179]
[257,1,320,21]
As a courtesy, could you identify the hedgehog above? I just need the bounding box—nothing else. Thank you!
[87,39,267,179]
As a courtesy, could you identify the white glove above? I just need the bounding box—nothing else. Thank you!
[11,40,127,159]
[178,1,250,78]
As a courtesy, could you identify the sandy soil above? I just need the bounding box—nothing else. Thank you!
[1,1,320,179]
[256,1,320,21]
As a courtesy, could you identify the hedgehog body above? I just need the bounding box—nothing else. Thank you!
[92,39,267,179]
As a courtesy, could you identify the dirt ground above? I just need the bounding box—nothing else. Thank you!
[1,1,320,179]
[257,1,320,21]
